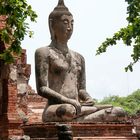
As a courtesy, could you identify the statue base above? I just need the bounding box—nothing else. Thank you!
[21,122,138,140]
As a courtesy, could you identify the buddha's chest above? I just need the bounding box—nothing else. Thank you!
[49,50,81,76]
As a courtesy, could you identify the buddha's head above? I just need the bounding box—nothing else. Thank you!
[49,0,74,42]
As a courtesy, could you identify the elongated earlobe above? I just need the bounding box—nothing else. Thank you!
[49,19,55,40]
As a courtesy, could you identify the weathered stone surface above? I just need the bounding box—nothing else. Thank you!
[30,137,138,140]
[21,122,138,139]
[9,65,17,82]
[133,114,140,138]
[27,93,47,123]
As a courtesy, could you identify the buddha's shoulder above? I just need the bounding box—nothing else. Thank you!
[69,50,85,62]
[35,46,51,56]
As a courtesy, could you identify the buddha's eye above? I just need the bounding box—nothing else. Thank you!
[63,20,68,24]
[71,20,74,25]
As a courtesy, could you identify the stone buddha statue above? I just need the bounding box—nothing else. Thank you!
[35,0,126,122]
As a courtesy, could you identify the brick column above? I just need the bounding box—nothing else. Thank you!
[0,16,31,139]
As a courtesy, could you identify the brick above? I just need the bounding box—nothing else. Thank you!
[21,122,138,139]
[0,46,32,138]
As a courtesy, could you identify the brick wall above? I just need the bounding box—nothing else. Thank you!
[0,50,31,139]
[133,114,140,137]
[22,122,138,140]
[27,93,47,123]
[0,16,28,138]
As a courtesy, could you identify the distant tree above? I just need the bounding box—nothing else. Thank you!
[0,0,37,63]
[96,0,140,72]
[98,89,140,115]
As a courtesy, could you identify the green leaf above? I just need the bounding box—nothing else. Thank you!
[0,51,14,63]
[96,0,140,72]
[1,29,10,44]
[0,0,37,63]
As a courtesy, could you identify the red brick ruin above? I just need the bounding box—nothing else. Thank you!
[0,16,46,139]
[0,16,140,140]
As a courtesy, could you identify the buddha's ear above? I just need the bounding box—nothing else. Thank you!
[49,19,55,40]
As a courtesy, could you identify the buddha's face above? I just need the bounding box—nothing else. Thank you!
[52,15,73,42]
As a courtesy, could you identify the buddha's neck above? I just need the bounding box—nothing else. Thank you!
[51,40,69,54]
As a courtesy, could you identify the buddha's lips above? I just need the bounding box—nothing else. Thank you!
[66,32,72,39]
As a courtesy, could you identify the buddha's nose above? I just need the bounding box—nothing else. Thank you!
[67,24,72,31]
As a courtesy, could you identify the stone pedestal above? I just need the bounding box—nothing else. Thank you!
[21,122,138,140]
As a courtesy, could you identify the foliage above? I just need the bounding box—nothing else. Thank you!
[98,89,140,115]
[96,0,140,72]
[0,0,37,63]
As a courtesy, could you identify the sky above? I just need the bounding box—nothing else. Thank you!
[22,0,140,100]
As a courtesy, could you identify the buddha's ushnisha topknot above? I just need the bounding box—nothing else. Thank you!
[49,0,72,19]
[58,0,65,6]
[53,0,69,12]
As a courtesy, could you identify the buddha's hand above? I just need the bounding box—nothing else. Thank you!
[69,99,81,115]
[82,98,95,106]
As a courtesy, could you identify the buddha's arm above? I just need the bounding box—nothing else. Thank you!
[78,55,94,106]
[35,48,81,114]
